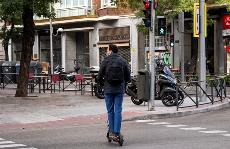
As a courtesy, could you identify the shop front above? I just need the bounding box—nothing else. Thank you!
[97,26,131,66]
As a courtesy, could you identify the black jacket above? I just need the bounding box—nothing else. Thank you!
[98,53,131,94]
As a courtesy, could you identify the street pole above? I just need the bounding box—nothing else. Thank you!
[49,3,54,74]
[148,1,155,111]
[199,0,206,101]
[179,12,185,82]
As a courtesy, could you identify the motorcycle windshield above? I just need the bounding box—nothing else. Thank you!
[163,66,175,79]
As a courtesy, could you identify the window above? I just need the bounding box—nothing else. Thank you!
[60,0,87,7]
[79,0,85,6]
[66,0,72,7]
[102,0,115,8]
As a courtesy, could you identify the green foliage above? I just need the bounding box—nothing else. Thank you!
[116,0,230,30]
[224,75,230,86]
[0,0,61,43]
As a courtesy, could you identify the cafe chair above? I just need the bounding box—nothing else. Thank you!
[28,73,35,93]
[50,74,61,93]
[75,74,85,95]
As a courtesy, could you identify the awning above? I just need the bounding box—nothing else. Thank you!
[97,40,130,47]
[63,27,94,32]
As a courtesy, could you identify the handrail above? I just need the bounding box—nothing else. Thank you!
[176,76,227,111]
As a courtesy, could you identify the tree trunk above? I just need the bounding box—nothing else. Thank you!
[15,2,35,97]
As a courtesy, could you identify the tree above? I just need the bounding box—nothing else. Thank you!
[116,0,230,18]
[0,0,59,97]
[0,1,22,61]
[16,0,59,97]
[113,0,230,36]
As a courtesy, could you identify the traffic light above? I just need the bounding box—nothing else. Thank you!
[158,17,167,36]
[142,0,152,27]
[170,35,174,47]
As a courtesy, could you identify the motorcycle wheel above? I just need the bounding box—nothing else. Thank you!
[131,97,143,105]
[161,92,184,107]
[178,91,184,105]
[161,92,177,107]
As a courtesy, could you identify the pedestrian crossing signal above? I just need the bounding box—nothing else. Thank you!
[158,18,166,36]
[158,26,166,36]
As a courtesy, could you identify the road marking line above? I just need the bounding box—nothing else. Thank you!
[0,139,4,141]
[199,130,227,134]
[18,148,37,149]
[136,120,156,123]
[0,144,26,148]
[222,134,230,137]
[180,127,207,131]
[0,141,14,144]
[148,122,171,125]
[165,124,187,128]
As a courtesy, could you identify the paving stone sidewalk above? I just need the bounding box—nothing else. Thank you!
[0,88,229,130]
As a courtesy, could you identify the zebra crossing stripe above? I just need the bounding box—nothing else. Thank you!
[148,122,171,125]
[0,141,14,145]
[180,127,207,131]
[0,139,4,141]
[165,124,187,128]
[18,148,37,149]
[199,130,227,134]
[136,120,156,123]
[0,144,26,148]
[222,134,230,137]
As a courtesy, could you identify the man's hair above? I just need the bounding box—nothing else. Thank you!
[109,44,118,53]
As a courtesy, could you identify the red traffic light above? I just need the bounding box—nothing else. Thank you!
[144,1,151,9]
[143,0,152,28]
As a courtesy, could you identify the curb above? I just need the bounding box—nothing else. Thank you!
[123,101,230,121]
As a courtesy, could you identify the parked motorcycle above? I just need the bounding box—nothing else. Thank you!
[90,66,104,99]
[54,64,77,82]
[126,66,184,107]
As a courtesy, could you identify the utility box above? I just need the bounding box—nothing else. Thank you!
[137,69,150,102]
[2,61,17,83]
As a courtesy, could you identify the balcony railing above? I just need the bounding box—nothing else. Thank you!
[34,6,96,20]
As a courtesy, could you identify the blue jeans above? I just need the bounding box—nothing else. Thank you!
[105,93,123,134]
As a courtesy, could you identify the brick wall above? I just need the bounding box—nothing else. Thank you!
[97,7,132,17]
[92,0,132,17]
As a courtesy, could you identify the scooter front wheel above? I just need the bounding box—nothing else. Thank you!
[131,97,143,105]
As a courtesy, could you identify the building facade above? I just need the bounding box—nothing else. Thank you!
[6,1,230,76]
[27,0,141,75]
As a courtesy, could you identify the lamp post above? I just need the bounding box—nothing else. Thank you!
[49,3,63,74]
[49,3,54,74]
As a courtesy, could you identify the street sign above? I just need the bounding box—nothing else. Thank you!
[223,14,230,29]
[223,29,230,37]
[193,3,207,37]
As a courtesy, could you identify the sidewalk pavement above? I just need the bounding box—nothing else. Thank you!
[0,89,230,130]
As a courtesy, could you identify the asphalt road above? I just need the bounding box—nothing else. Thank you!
[1,109,230,149]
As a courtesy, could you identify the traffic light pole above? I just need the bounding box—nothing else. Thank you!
[148,1,155,111]
[199,0,206,102]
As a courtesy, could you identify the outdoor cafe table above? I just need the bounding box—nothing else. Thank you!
[32,75,50,93]
[61,74,93,95]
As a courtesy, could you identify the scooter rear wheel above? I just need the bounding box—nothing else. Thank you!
[161,92,177,107]
[131,97,143,105]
